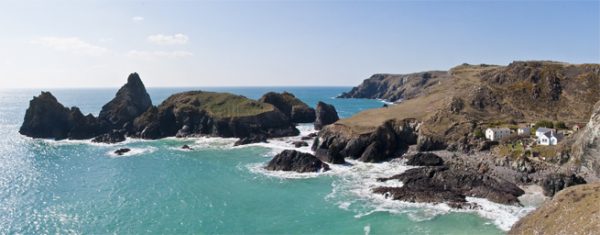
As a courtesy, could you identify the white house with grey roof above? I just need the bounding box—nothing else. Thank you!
[537,130,563,146]
[485,128,511,141]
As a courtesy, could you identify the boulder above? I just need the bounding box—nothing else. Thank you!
[258,92,316,123]
[314,101,339,130]
[99,73,152,129]
[234,135,268,146]
[292,141,309,148]
[404,152,444,166]
[181,144,192,150]
[541,173,586,197]
[265,150,330,173]
[416,135,447,151]
[92,130,126,144]
[19,92,108,140]
[114,148,131,155]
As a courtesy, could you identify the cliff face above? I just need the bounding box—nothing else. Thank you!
[338,71,450,101]
[131,91,299,140]
[99,72,152,129]
[569,100,600,178]
[258,92,315,123]
[509,183,600,235]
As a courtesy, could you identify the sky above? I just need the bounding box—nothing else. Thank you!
[0,0,598,88]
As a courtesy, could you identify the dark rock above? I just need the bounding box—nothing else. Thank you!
[337,72,449,101]
[416,135,447,151]
[234,135,268,146]
[314,101,339,130]
[258,92,315,123]
[375,164,525,205]
[92,130,126,144]
[373,186,467,207]
[181,144,192,150]
[114,148,131,155]
[99,73,152,128]
[404,152,444,166]
[265,150,330,173]
[19,92,109,140]
[511,157,535,173]
[292,141,309,148]
[542,174,586,197]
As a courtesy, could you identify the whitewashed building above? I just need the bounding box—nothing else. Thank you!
[535,127,555,138]
[538,130,563,146]
[517,127,531,136]
[485,128,511,141]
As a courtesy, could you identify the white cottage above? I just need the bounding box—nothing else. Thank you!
[517,127,530,136]
[535,127,555,138]
[538,130,563,146]
[485,128,511,141]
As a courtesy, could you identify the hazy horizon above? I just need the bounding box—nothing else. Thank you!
[1,0,598,88]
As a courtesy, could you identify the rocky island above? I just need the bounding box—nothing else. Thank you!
[19,73,309,145]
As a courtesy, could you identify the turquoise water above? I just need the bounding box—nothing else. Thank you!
[0,87,507,234]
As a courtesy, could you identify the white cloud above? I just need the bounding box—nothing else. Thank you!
[132,16,144,22]
[32,37,108,56]
[126,50,193,60]
[147,33,189,45]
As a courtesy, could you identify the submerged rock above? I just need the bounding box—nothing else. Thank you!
[404,152,444,166]
[265,150,330,173]
[181,144,192,150]
[234,135,268,146]
[314,101,339,130]
[99,73,152,129]
[292,141,309,148]
[258,92,316,123]
[114,148,131,155]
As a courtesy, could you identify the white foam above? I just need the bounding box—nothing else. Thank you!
[236,123,317,155]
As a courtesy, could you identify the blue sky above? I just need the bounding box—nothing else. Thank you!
[0,0,598,88]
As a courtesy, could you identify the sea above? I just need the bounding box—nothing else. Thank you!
[0,87,543,234]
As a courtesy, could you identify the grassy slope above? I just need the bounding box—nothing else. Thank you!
[161,91,274,118]
[509,183,600,235]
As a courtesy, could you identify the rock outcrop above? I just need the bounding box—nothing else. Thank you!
[338,71,450,101]
[131,91,299,142]
[404,152,444,166]
[375,162,525,206]
[541,173,586,197]
[314,101,339,130]
[569,100,600,178]
[258,92,315,123]
[99,72,152,129]
[509,183,600,235]
[19,92,108,140]
[91,130,126,144]
[265,150,330,173]
[312,119,419,163]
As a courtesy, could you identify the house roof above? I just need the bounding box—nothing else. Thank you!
[487,127,510,132]
[536,127,554,133]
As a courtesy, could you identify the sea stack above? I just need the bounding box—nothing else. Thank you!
[99,72,153,130]
[258,92,316,123]
[314,101,339,130]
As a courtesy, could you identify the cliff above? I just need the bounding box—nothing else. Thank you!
[258,92,315,123]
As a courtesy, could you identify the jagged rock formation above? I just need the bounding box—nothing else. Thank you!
[19,92,108,140]
[314,101,339,130]
[312,119,418,163]
[509,183,600,235]
[258,92,315,123]
[91,130,126,144]
[131,91,299,142]
[265,150,330,173]
[374,161,525,206]
[338,71,450,101]
[99,73,152,129]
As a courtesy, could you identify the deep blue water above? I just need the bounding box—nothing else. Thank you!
[0,87,509,234]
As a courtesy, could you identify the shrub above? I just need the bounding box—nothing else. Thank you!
[534,120,554,129]
[555,121,567,129]
[474,129,484,139]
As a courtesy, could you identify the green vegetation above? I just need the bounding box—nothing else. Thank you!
[555,121,567,129]
[531,145,558,159]
[534,120,554,129]
[164,91,274,118]
[473,129,484,139]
